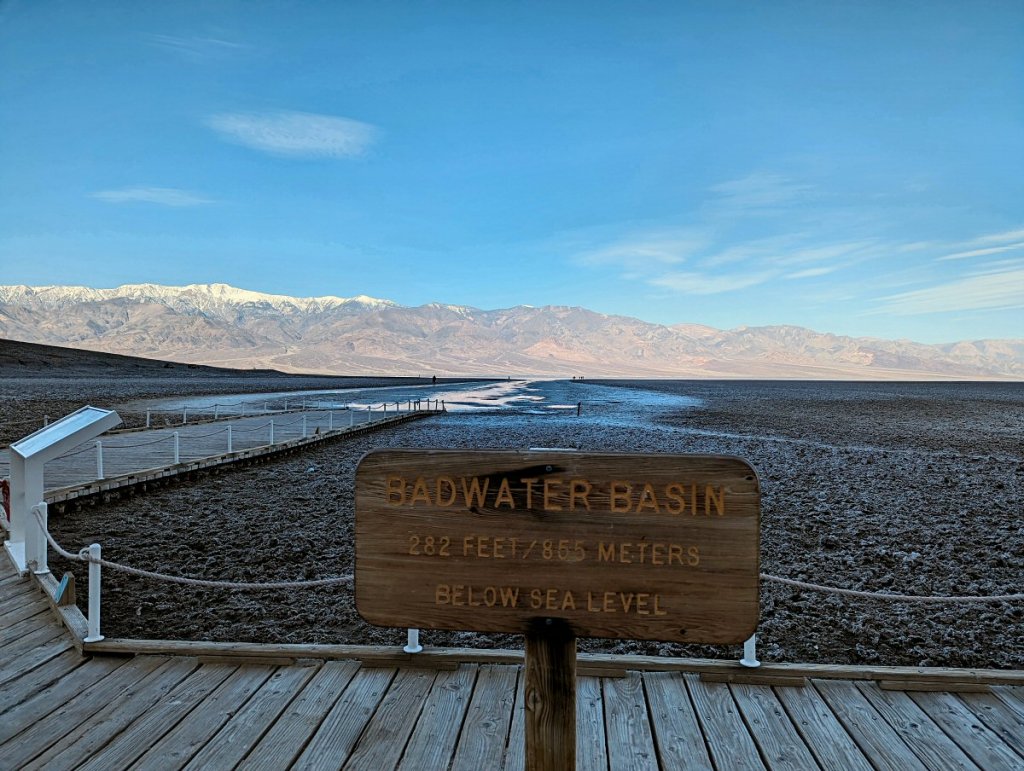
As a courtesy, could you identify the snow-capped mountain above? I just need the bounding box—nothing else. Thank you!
[0,282,1020,378]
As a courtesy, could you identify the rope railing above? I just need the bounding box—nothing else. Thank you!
[27,505,1021,656]
[759,573,1024,603]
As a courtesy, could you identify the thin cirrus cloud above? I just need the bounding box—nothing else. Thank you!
[875,267,1024,315]
[90,187,213,207]
[144,33,249,61]
[205,111,377,158]
[938,242,1024,261]
[651,270,778,295]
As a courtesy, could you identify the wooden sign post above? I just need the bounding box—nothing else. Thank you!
[355,449,760,770]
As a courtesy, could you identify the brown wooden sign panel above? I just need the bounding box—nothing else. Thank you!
[355,449,760,644]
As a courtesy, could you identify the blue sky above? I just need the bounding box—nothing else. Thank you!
[1,0,1022,344]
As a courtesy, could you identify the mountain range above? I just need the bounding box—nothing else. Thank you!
[1,283,1021,379]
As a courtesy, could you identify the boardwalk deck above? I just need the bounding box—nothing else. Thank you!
[2,556,1024,770]
[0,408,429,505]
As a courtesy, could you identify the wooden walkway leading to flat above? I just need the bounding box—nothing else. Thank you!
[0,408,426,505]
[3,558,1024,770]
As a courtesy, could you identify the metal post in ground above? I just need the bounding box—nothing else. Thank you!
[96,441,104,480]
[182,407,187,424]
[302,415,308,438]
[404,628,423,653]
[214,405,219,420]
[740,634,760,667]
[43,415,49,427]
[29,502,49,575]
[227,425,233,453]
[329,412,334,431]
[85,543,104,642]
[270,420,275,445]
[383,403,388,417]
[173,432,180,464]
[145,410,151,428]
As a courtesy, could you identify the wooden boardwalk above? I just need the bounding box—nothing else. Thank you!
[3,558,1024,769]
[0,408,423,503]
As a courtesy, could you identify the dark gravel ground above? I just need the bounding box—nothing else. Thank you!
[31,376,1024,669]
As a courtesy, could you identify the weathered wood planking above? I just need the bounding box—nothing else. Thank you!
[398,664,479,771]
[729,683,822,770]
[356,450,760,643]
[909,690,1024,769]
[854,682,981,770]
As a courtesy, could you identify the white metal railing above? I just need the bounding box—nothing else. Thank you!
[40,401,445,483]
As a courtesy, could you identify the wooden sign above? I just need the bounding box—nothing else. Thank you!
[355,449,760,643]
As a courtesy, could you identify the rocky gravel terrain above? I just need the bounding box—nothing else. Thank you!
[23,373,1022,669]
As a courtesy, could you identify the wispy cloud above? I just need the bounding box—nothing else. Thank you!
[575,230,705,274]
[938,242,1024,261]
[205,111,377,158]
[91,187,213,207]
[144,33,249,61]
[706,172,815,213]
[875,267,1024,315]
[651,270,777,295]
[971,228,1024,246]
[788,265,842,279]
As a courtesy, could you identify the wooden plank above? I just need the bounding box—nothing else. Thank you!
[879,680,991,693]
[0,635,75,689]
[450,664,519,771]
[182,662,319,769]
[0,648,88,717]
[576,676,610,771]
[30,657,201,768]
[688,673,766,770]
[0,655,169,768]
[501,666,527,771]
[345,668,438,769]
[603,670,658,770]
[910,690,1024,769]
[644,671,712,771]
[701,671,808,688]
[0,614,65,655]
[960,691,1024,758]
[0,603,52,642]
[0,595,50,626]
[0,579,40,610]
[238,660,361,770]
[76,663,239,771]
[812,679,928,771]
[991,685,1024,717]
[356,450,760,643]
[129,664,276,771]
[774,683,873,771]
[86,637,1024,686]
[399,664,479,771]
[731,683,826,770]
[291,666,396,770]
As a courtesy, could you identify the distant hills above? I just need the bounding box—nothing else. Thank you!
[1,283,1021,379]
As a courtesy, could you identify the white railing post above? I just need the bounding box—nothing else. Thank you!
[43,415,49,426]
[29,502,49,575]
[383,403,388,417]
[407,400,411,412]
[302,398,306,410]
[350,409,354,427]
[173,431,180,464]
[240,403,246,417]
[329,412,334,431]
[214,405,219,420]
[284,399,289,411]
[270,420,275,445]
[302,415,308,438]
[84,543,103,642]
[740,633,760,668]
[404,628,423,654]
[227,425,233,453]
[182,406,187,424]
[95,441,104,480]
[145,410,151,428]
[442,400,446,412]
[264,401,269,412]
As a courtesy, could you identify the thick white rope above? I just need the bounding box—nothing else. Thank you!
[37,517,352,590]
[33,510,1019,599]
[760,573,1024,603]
